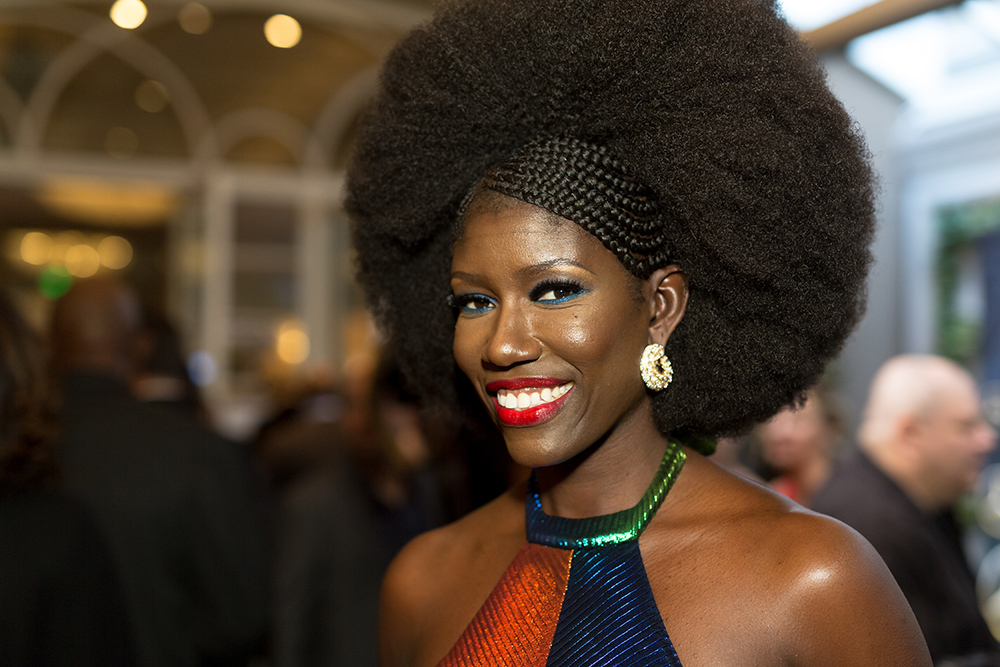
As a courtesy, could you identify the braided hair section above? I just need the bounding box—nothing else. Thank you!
[480,137,672,279]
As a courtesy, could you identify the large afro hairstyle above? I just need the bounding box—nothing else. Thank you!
[346,0,875,451]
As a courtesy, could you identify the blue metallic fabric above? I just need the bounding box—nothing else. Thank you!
[546,545,682,667]
[524,441,687,667]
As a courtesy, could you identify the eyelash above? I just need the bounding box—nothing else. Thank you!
[448,280,587,315]
[448,293,496,315]
[529,279,587,304]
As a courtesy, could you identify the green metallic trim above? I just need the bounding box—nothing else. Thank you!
[526,439,686,549]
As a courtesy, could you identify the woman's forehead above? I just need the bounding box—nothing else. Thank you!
[451,199,635,287]
[455,197,595,256]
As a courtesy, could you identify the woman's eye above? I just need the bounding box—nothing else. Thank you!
[533,282,586,304]
[451,294,496,315]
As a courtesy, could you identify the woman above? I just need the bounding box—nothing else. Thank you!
[347,0,932,664]
[0,291,136,665]
[758,387,844,507]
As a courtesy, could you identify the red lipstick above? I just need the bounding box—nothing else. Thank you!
[485,378,574,427]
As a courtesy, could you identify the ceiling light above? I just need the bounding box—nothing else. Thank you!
[276,320,310,364]
[264,15,302,49]
[36,178,180,226]
[110,0,148,30]
[20,231,54,266]
[98,235,134,269]
[135,80,169,113]
[65,244,102,278]
[179,3,212,35]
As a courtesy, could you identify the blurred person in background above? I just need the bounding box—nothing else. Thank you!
[48,277,269,667]
[0,289,136,665]
[254,371,347,495]
[711,436,764,483]
[132,309,207,426]
[757,386,844,507]
[812,355,1000,666]
[267,354,444,667]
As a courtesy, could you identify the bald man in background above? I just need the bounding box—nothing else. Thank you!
[812,355,999,665]
[50,278,269,667]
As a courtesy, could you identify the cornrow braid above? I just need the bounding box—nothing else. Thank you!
[480,137,672,278]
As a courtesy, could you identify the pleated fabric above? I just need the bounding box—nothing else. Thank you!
[438,543,573,667]
[546,545,681,666]
[437,442,687,667]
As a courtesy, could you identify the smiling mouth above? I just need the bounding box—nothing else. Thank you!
[485,380,575,427]
[496,383,574,410]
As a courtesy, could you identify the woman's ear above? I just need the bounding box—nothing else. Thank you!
[645,265,688,346]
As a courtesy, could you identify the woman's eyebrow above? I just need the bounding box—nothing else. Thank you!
[451,259,594,283]
[450,270,484,283]
[515,258,594,278]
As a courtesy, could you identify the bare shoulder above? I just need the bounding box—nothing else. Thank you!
[643,453,931,666]
[770,509,931,665]
[379,483,527,667]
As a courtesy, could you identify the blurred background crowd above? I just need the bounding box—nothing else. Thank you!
[4,0,1000,665]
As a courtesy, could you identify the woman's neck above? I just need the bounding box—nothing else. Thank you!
[533,400,670,518]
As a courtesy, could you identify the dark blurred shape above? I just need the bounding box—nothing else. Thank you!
[0,293,57,497]
[49,277,270,667]
[132,308,206,424]
[982,229,1000,389]
[712,435,764,483]
[756,387,844,507]
[261,353,445,667]
[0,288,137,665]
[813,355,1000,665]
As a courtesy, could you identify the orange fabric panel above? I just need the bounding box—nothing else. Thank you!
[439,542,572,667]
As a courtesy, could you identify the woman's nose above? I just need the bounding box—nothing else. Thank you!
[483,305,541,369]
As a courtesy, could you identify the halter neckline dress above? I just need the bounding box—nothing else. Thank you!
[438,441,687,667]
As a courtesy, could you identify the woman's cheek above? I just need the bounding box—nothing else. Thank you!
[556,314,617,359]
[452,323,481,376]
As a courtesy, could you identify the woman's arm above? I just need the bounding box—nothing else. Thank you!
[379,532,438,667]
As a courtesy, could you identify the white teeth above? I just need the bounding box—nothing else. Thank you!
[496,382,575,411]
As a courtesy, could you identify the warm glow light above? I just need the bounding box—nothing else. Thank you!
[110,0,148,29]
[179,2,213,35]
[264,14,302,49]
[64,244,102,278]
[135,80,168,113]
[20,232,53,266]
[276,320,310,364]
[37,179,179,226]
[50,231,85,266]
[98,235,133,270]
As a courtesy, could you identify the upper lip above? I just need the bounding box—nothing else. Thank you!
[485,377,568,392]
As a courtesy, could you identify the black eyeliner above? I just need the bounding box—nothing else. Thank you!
[529,278,586,301]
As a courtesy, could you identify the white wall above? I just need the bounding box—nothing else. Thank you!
[821,52,905,431]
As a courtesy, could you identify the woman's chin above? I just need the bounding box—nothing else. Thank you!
[502,436,581,470]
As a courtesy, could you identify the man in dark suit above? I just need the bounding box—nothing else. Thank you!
[50,278,269,667]
[813,355,999,665]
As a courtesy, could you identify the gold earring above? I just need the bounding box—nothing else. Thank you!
[640,343,673,391]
